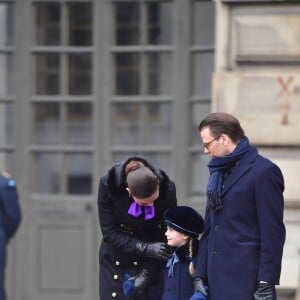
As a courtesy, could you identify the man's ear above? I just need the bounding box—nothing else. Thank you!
[220,133,230,146]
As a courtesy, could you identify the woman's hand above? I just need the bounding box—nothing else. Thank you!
[136,241,172,260]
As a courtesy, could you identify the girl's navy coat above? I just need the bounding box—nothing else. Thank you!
[161,241,199,300]
[98,157,177,300]
[196,146,286,299]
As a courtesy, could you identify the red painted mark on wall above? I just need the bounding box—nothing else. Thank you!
[278,76,294,97]
[277,76,294,125]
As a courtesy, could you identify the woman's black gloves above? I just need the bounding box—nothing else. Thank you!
[192,277,208,296]
[254,282,275,300]
[122,269,152,298]
[136,241,172,261]
[133,268,151,297]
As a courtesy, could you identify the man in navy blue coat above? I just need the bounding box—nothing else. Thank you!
[0,171,22,300]
[193,112,285,300]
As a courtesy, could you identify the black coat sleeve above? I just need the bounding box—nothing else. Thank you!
[98,176,143,254]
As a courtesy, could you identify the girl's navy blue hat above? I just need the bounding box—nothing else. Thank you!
[164,206,204,238]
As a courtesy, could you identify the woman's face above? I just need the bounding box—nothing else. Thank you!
[128,187,159,206]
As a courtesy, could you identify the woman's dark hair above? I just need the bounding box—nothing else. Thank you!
[198,112,245,143]
[125,161,158,198]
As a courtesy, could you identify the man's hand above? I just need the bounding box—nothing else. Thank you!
[254,282,275,300]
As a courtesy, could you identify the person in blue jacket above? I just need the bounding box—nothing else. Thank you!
[193,112,286,300]
[0,171,22,300]
[160,206,206,300]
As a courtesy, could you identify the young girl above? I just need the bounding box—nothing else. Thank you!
[161,206,207,300]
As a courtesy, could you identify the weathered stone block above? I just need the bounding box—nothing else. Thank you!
[233,15,300,61]
[213,72,300,145]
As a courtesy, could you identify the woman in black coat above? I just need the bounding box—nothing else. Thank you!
[98,156,177,300]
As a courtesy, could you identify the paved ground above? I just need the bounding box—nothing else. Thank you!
[278,289,296,300]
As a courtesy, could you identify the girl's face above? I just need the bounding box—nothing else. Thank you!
[165,226,189,248]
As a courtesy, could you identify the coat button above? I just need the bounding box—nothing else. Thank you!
[115,261,120,266]
[113,274,118,280]
[112,292,117,297]
[133,261,138,266]
[214,225,219,231]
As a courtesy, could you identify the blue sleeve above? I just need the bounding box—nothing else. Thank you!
[255,163,285,284]
[0,178,22,241]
